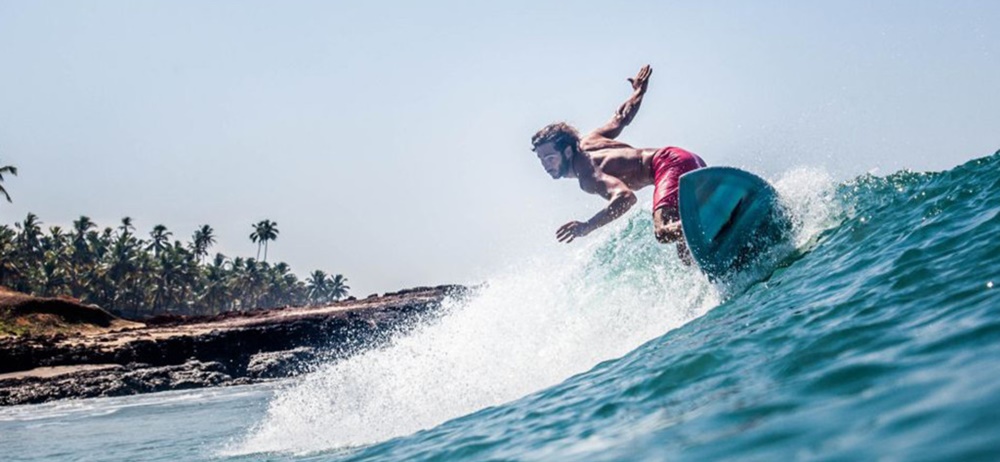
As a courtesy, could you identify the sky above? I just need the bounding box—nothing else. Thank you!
[1,1,998,296]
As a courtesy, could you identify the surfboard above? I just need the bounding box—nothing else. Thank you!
[678,167,792,281]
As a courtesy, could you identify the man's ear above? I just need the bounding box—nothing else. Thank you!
[561,144,575,160]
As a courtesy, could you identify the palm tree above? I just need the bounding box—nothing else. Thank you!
[228,256,248,309]
[71,215,96,264]
[270,262,306,306]
[329,274,350,301]
[147,224,172,256]
[118,217,135,238]
[306,270,330,304]
[104,229,140,307]
[243,258,267,308]
[39,225,72,296]
[42,226,67,252]
[0,225,21,287]
[200,253,232,314]
[39,248,71,296]
[89,227,114,261]
[0,161,17,203]
[191,224,216,263]
[258,262,286,308]
[16,213,43,257]
[250,220,279,262]
[72,216,96,247]
[250,226,261,260]
[67,216,97,297]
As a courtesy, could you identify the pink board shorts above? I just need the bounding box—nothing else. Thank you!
[652,146,707,214]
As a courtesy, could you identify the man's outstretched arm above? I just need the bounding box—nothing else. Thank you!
[588,65,652,141]
[556,174,637,243]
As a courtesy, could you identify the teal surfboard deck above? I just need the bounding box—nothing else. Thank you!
[678,167,792,281]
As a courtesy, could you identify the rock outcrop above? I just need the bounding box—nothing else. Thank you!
[0,285,467,406]
[0,287,143,337]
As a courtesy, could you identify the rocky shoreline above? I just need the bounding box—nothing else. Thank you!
[0,285,468,406]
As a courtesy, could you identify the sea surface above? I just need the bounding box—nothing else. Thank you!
[2,153,999,461]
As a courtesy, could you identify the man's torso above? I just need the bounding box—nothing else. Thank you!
[577,136,657,192]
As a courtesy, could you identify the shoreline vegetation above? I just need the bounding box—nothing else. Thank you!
[0,213,351,324]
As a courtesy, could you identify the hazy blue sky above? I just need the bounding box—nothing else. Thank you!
[1,1,998,295]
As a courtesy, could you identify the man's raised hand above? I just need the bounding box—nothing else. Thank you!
[627,64,652,94]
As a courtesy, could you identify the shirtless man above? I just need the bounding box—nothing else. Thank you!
[531,64,706,256]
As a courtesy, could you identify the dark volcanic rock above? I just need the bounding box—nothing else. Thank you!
[246,347,318,379]
[0,285,468,406]
[0,360,235,405]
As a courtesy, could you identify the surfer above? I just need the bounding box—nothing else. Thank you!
[531,64,706,257]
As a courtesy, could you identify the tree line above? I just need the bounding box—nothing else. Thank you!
[0,159,351,319]
[0,211,351,319]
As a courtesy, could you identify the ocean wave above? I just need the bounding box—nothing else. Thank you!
[233,152,1000,461]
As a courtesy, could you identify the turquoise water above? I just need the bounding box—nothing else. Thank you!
[2,153,999,461]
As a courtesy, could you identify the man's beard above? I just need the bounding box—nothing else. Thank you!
[556,150,573,178]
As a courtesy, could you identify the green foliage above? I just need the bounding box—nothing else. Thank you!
[0,320,30,337]
[0,160,16,203]
[0,214,351,319]
[250,220,279,261]
[305,270,351,305]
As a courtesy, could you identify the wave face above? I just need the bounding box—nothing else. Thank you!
[234,153,1000,460]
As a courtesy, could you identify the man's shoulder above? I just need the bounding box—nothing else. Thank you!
[580,133,634,152]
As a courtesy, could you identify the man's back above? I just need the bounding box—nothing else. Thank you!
[578,136,657,193]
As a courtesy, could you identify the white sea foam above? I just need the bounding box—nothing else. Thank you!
[772,167,841,247]
[229,166,840,456]
[717,167,841,296]
[229,213,718,456]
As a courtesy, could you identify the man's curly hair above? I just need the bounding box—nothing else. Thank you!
[531,122,580,154]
